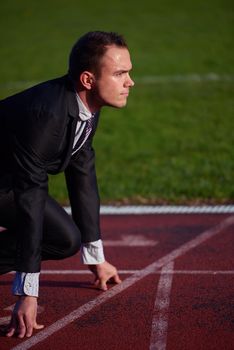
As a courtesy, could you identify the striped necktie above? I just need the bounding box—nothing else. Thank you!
[72,114,95,155]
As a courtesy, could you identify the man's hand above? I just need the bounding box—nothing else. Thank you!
[88,261,122,291]
[6,296,44,338]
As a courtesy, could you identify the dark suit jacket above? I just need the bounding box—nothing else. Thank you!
[0,75,101,272]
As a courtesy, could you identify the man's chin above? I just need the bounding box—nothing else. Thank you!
[113,100,128,109]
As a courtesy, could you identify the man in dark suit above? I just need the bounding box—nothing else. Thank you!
[0,31,134,338]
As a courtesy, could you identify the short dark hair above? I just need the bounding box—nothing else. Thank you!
[68,31,128,80]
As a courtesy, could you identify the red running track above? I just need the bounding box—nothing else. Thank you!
[0,213,234,350]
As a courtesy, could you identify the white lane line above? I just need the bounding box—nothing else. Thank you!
[11,215,234,350]
[64,205,234,215]
[0,316,11,326]
[1,74,234,90]
[43,270,234,275]
[33,269,234,275]
[136,73,234,84]
[149,261,174,350]
[10,204,228,216]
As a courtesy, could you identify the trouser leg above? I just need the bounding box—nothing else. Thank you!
[0,191,81,274]
[0,191,18,274]
[41,195,81,261]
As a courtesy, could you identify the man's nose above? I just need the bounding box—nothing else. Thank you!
[129,76,135,87]
[126,74,135,87]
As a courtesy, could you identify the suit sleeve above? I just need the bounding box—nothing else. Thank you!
[65,138,101,243]
[11,110,61,272]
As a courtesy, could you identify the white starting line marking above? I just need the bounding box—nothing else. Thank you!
[3,269,231,326]
[0,231,157,247]
[11,215,234,350]
[37,269,234,275]
[104,234,158,247]
[150,261,174,350]
[0,316,11,326]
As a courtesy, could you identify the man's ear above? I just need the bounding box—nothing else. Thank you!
[80,71,95,90]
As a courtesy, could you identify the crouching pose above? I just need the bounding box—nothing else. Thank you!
[0,30,134,338]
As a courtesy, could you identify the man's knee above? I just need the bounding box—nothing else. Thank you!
[42,229,81,261]
[62,234,81,259]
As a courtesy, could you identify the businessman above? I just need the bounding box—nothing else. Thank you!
[0,31,134,338]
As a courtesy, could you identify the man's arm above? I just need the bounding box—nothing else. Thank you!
[65,140,121,291]
[11,119,49,272]
[65,139,101,243]
[10,106,65,272]
[5,109,59,338]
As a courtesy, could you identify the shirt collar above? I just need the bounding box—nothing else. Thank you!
[76,93,93,121]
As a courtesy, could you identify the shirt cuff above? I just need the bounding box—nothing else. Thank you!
[81,239,105,265]
[12,272,40,297]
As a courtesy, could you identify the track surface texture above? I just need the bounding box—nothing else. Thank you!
[0,213,234,350]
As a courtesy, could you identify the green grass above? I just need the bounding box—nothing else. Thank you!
[0,0,233,204]
[96,81,233,203]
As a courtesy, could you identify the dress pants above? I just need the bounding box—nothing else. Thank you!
[0,191,81,274]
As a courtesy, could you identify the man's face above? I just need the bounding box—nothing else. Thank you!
[91,45,134,109]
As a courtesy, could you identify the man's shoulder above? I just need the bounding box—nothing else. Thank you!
[0,75,75,113]
[29,74,72,94]
[26,75,70,105]
[1,75,70,104]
